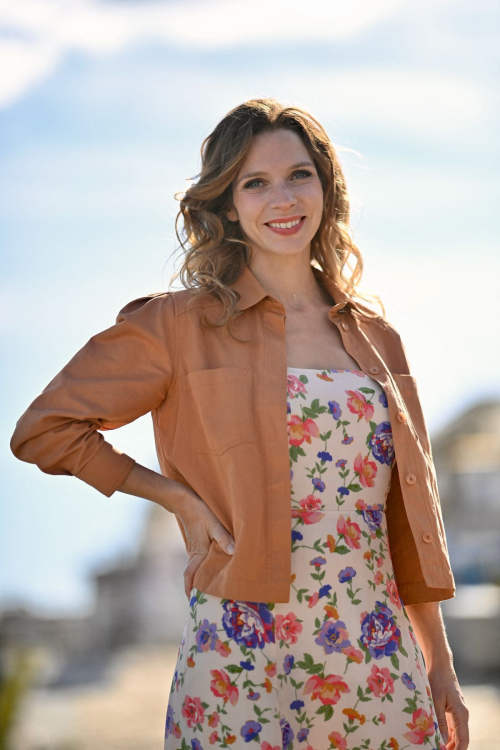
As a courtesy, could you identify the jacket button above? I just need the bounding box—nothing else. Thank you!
[369,366,380,375]
[341,321,349,331]
[405,473,416,484]
[397,411,407,423]
[422,531,433,543]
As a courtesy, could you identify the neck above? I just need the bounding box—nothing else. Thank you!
[248,256,332,309]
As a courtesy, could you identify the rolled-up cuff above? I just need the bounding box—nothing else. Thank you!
[398,579,456,605]
[75,442,136,497]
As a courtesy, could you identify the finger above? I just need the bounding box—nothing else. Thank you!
[184,553,204,598]
[211,524,236,554]
[434,699,448,744]
[450,706,469,750]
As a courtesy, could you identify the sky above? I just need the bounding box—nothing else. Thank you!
[1,0,499,615]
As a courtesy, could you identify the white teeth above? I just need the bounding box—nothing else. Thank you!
[268,218,302,229]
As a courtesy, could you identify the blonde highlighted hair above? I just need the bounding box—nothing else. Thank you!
[168,98,385,337]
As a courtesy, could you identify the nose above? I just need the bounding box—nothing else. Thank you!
[268,182,298,206]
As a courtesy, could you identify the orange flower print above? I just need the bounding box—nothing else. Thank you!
[337,514,362,549]
[328,731,347,749]
[346,389,375,422]
[303,673,350,705]
[403,708,436,743]
[324,603,339,620]
[342,707,366,724]
[275,612,303,644]
[326,533,337,552]
[288,414,320,446]
[354,452,378,488]
[210,669,239,706]
[263,677,273,693]
[389,739,399,750]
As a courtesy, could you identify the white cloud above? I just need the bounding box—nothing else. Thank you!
[0,0,404,108]
[0,37,60,108]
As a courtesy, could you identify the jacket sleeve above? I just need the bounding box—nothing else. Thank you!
[10,292,176,498]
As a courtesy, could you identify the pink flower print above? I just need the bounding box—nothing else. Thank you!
[308,592,320,608]
[287,373,308,398]
[275,612,303,644]
[181,694,205,728]
[379,712,386,723]
[291,494,326,525]
[366,664,395,698]
[215,639,231,656]
[303,673,350,706]
[386,577,403,609]
[265,661,277,678]
[346,389,375,422]
[337,515,362,549]
[354,452,378,488]
[208,711,220,727]
[261,743,281,750]
[209,729,219,744]
[210,669,239,706]
[374,570,384,585]
[287,415,320,447]
[343,645,364,664]
[403,708,435,743]
[355,498,367,510]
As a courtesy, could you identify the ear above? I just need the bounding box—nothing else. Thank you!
[225,205,238,222]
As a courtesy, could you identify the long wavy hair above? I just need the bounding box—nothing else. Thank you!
[168,98,385,339]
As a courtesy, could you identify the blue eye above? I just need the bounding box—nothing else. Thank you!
[244,170,313,190]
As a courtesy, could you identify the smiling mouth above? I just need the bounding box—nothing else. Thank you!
[265,216,306,229]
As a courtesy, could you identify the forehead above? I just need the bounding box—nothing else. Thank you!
[239,129,311,172]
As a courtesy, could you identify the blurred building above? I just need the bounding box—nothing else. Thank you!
[432,397,500,585]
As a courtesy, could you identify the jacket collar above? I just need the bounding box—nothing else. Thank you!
[228,262,368,316]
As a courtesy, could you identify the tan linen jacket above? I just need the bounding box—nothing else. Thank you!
[10,263,455,605]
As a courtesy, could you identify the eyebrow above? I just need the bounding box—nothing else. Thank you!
[237,160,315,184]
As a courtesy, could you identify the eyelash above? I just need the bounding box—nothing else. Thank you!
[243,170,313,190]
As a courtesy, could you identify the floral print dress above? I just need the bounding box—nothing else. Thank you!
[164,368,445,750]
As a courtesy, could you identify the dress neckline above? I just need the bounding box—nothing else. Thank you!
[287,366,361,372]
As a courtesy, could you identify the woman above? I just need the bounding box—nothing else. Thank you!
[11,99,469,749]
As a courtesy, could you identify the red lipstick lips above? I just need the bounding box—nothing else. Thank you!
[265,216,306,236]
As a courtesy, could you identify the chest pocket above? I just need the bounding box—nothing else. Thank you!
[185,366,255,455]
[392,373,432,458]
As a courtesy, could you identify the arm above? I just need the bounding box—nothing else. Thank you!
[10,293,174,497]
[405,602,469,749]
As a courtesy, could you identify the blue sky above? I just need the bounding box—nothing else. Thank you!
[1,0,499,615]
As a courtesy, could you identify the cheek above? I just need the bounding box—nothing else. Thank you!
[236,196,265,228]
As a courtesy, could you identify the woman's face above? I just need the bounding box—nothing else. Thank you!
[226,128,324,260]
